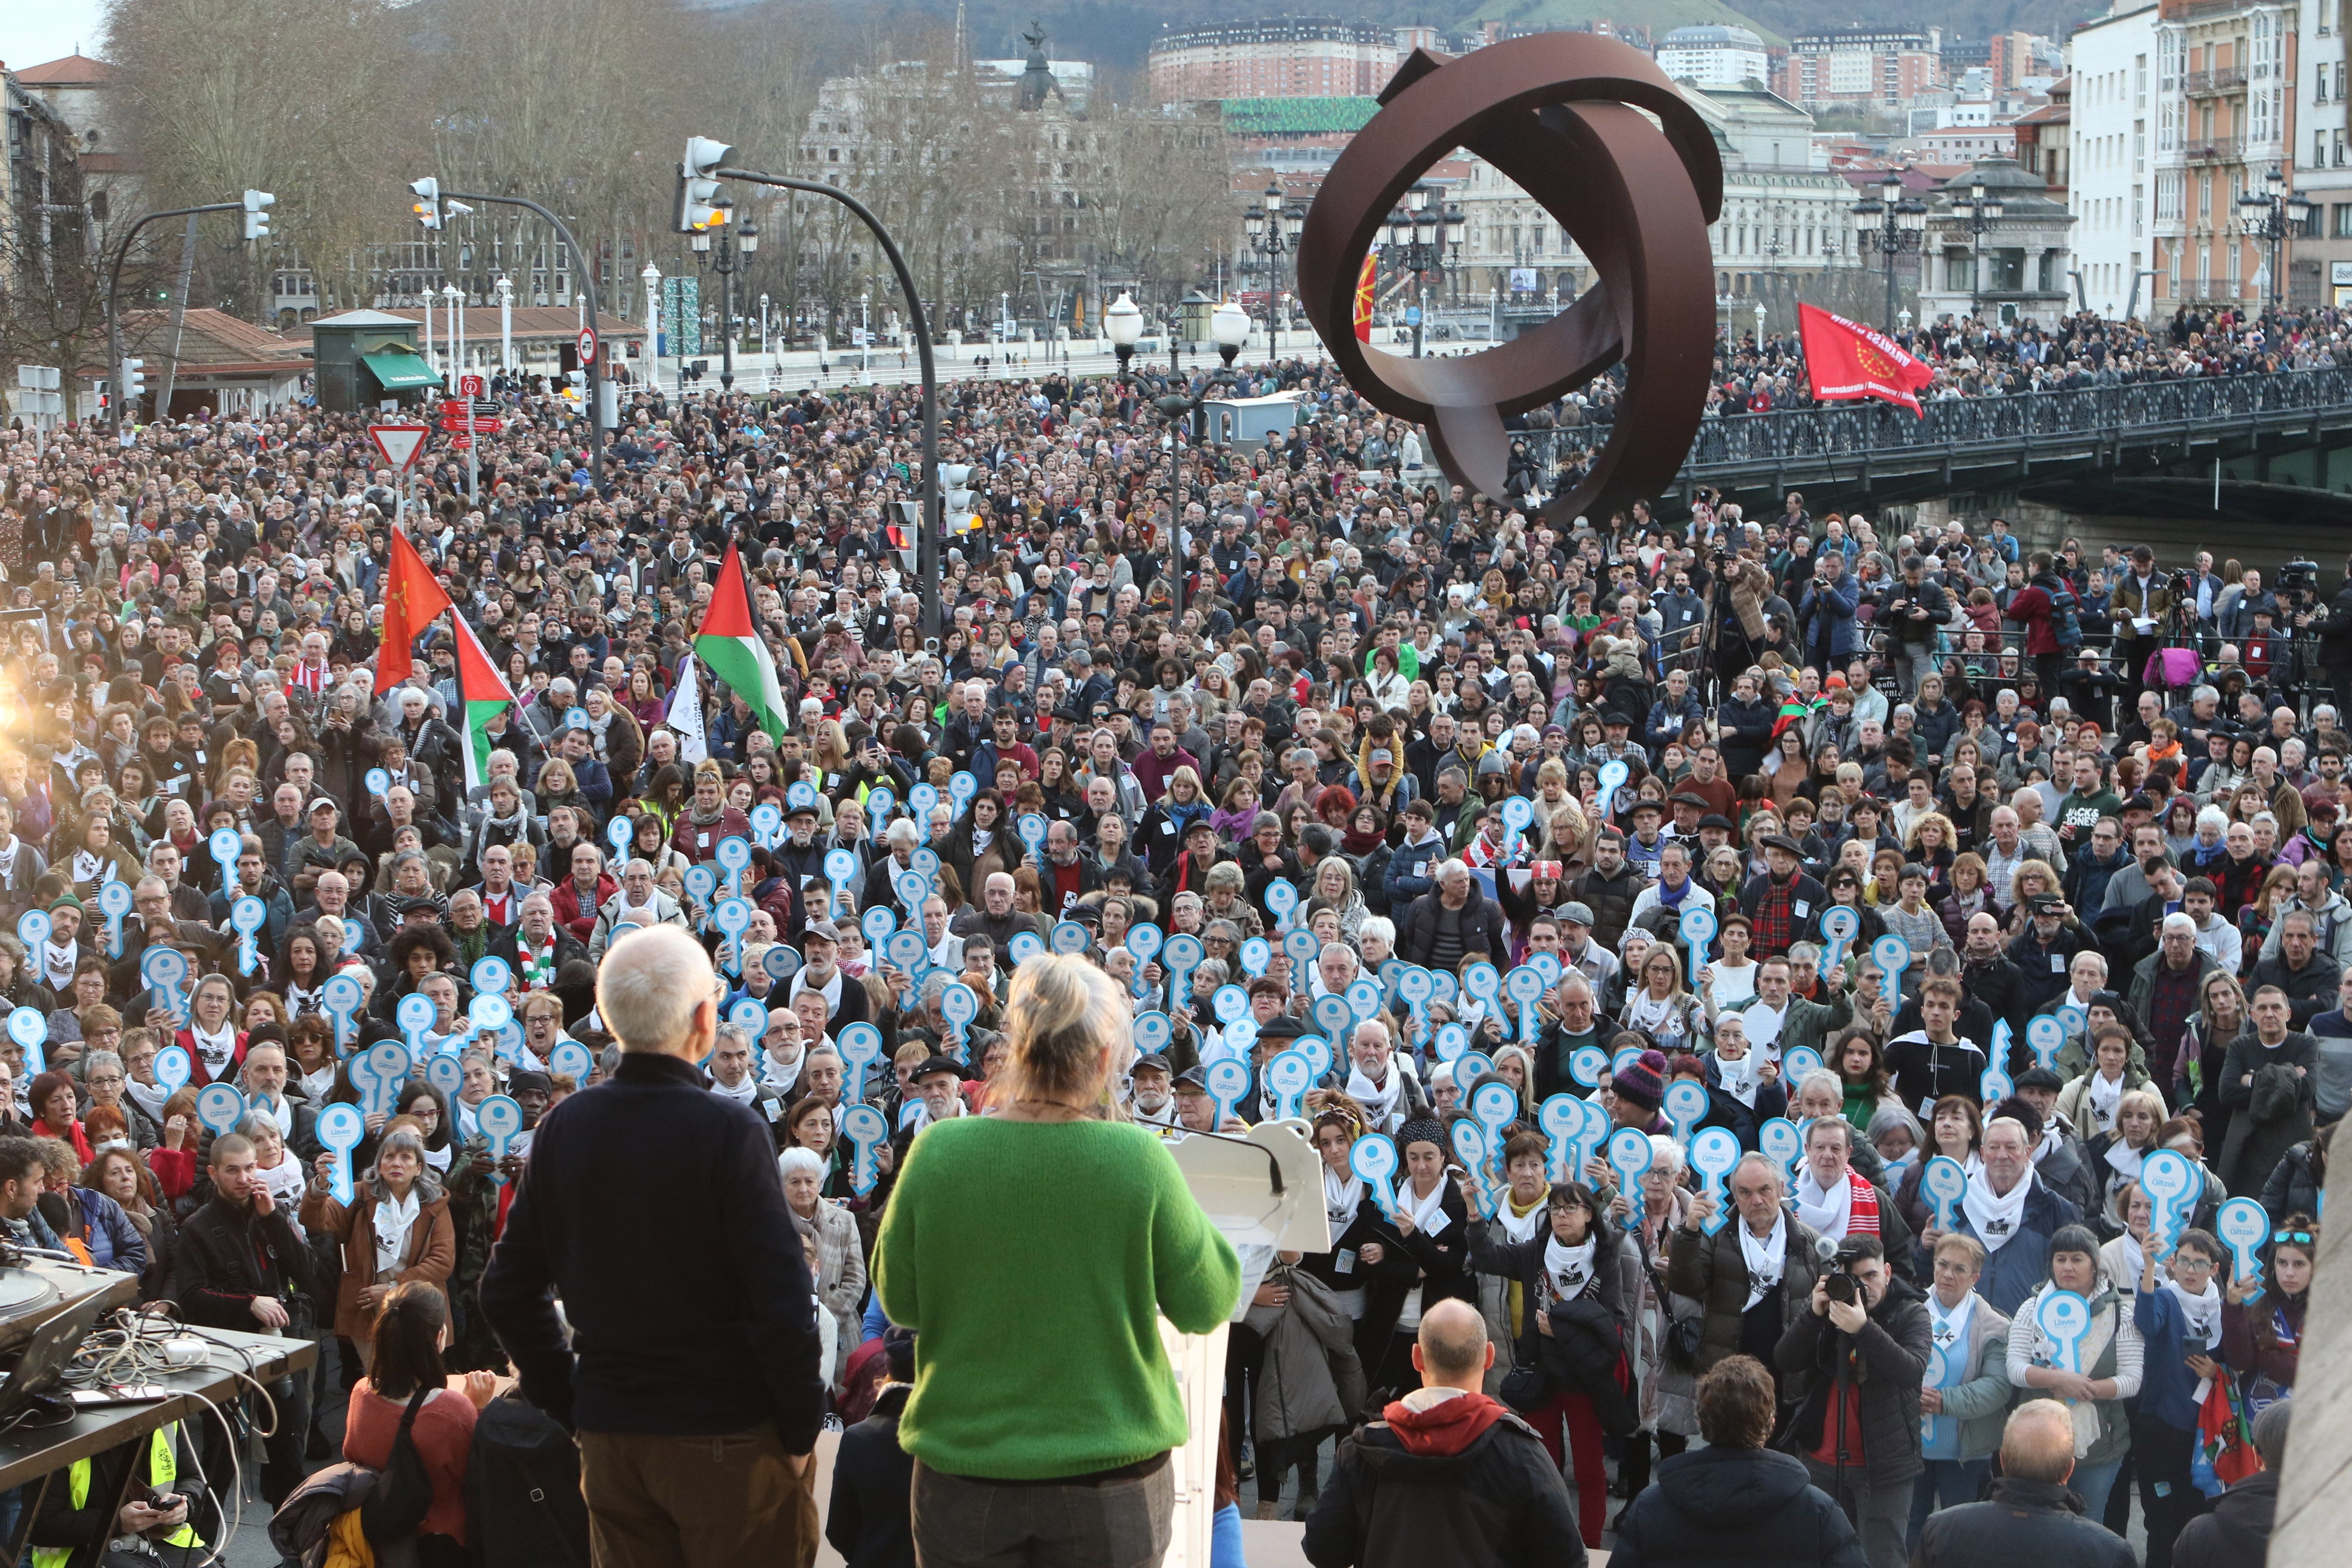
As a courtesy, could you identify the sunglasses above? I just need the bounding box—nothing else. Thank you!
[2274,1229,2314,1246]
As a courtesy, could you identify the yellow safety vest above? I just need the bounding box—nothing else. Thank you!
[30,1424,200,1568]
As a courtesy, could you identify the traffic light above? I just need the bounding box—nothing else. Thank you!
[408,178,471,230]
[120,358,145,407]
[677,137,733,233]
[242,189,275,241]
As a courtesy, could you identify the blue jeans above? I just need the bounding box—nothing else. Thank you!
[1908,1458,1989,1552]
[2071,1458,2123,1524]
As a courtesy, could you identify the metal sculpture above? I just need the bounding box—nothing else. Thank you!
[1297,35,1723,525]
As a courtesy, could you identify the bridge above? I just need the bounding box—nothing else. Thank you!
[1529,365,2352,522]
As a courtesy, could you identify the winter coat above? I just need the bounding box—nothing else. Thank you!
[1775,1272,1934,1485]
[1949,1176,2083,1316]
[1665,1210,1828,1373]
[1245,1262,1366,1442]
[586,889,690,959]
[1301,1398,1586,1568]
[2171,1469,2279,1568]
[1464,1216,1636,1433]
[2259,1138,2324,1224]
[2218,1031,2318,1197]
[1393,885,1512,971]
[827,1383,915,1568]
[797,1197,867,1389]
[1620,1194,1703,1439]
[1915,1475,2138,1568]
[298,1183,458,1340]
[1608,1444,1867,1568]
[1923,1290,2015,1462]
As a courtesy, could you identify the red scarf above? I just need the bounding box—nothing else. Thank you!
[1845,1169,1882,1236]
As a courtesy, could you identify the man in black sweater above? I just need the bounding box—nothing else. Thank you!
[167,1133,313,1505]
[482,924,824,1568]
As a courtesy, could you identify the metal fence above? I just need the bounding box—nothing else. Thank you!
[1527,364,2352,481]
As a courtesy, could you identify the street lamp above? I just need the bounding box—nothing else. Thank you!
[493,274,513,376]
[1948,175,2004,318]
[1105,291,1143,377]
[2237,165,2314,307]
[1753,299,1767,342]
[1144,301,1249,641]
[1851,169,1928,333]
[443,282,465,379]
[1384,181,1466,357]
[1244,178,1307,359]
[640,262,661,392]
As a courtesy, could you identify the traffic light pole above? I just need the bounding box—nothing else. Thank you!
[105,201,240,435]
[442,190,608,497]
[710,167,941,647]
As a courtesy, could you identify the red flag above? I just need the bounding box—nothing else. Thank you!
[375,529,453,694]
[1354,254,1377,343]
[1797,303,1935,418]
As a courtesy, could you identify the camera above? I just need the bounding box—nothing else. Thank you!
[2281,559,2321,598]
[1823,1270,1859,1306]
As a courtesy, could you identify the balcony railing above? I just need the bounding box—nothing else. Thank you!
[1523,364,2352,481]
[2182,137,2245,162]
[2184,66,2249,94]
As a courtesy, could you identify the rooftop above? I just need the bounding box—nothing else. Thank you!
[12,53,111,85]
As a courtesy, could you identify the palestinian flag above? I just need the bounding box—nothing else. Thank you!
[448,608,521,791]
[694,542,789,742]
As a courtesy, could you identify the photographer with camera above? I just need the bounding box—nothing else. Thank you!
[1878,556,1953,699]
[1773,1233,1931,1568]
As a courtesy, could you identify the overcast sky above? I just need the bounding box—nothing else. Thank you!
[3,0,109,70]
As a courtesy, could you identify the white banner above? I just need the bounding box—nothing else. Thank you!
[666,656,708,764]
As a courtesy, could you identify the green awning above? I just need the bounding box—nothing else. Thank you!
[360,350,443,392]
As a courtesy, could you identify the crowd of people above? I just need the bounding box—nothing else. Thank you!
[0,338,2337,1567]
[1708,301,2352,419]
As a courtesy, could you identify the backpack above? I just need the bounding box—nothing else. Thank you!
[2047,582,2083,648]
[358,1387,438,1545]
[466,1393,590,1568]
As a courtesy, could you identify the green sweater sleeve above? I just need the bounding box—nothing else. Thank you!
[1151,1146,1242,1334]
[872,1148,922,1331]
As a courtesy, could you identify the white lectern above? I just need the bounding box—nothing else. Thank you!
[1160,1119,1330,1568]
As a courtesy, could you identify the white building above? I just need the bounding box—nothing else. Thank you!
[2291,0,2352,305]
[1454,83,1850,306]
[2068,2,2158,318]
[1658,26,1771,89]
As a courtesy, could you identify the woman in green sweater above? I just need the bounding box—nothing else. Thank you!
[875,952,1241,1567]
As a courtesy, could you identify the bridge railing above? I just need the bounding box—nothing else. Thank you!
[1527,364,2352,479]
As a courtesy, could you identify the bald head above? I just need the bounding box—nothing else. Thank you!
[1411,1298,1493,1389]
[2000,1400,2079,1484]
[596,926,717,1060]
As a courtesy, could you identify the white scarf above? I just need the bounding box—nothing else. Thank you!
[2085,1071,2124,1133]
[285,980,324,1020]
[298,1064,336,1102]
[1794,1167,1856,1240]
[1132,1094,1176,1127]
[1544,1234,1597,1302]
[2104,1138,2146,1182]
[126,1079,165,1120]
[762,1046,805,1094]
[40,939,75,990]
[2110,1232,2159,1294]
[2164,1276,2223,1350]
[250,1092,294,1138]
[1323,1165,1364,1229]
[710,1074,759,1106]
[1348,1063,1405,1133]
[71,849,103,885]
[190,1020,237,1078]
[1717,1050,1759,1108]
[1927,1288,1977,1361]
[1401,1174,1449,1236]
[372,1187,421,1276]
[1498,1193,1548,1243]
[1738,1209,1788,1311]
[1962,1167,2035,1253]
